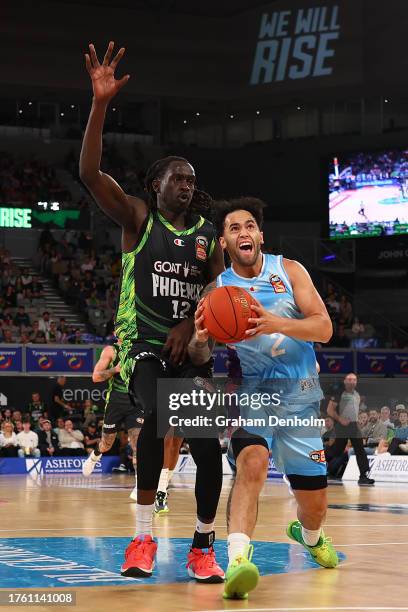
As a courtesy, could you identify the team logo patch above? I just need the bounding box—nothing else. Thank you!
[174,238,185,247]
[309,449,326,463]
[195,235,208,261]
[269,274,287,293]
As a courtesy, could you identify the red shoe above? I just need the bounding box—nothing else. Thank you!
[121,535,157,577]
[186,546,225,583]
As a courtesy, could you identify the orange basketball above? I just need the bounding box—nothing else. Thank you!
[202,286,257,343]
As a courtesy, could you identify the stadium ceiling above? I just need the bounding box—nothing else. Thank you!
[57,0,276,18]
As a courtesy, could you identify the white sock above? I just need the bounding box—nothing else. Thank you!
[196,519,214,533]
[167,469,174,485]
[301,526,321,546]
[135,503,154,538]
[227,532,250,563]
[157,468,169,493]
[90,450,99,462]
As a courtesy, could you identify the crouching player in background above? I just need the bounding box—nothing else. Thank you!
[83,342,143,501]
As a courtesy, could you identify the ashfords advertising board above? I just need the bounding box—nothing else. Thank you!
[0,456,119,476]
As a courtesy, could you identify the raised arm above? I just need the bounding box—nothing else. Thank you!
[79,42,148,246]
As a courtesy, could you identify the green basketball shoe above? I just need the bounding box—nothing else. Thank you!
[286,520,339,568]
[223,545,260,600]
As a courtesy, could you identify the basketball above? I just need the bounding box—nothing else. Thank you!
[202,286,257,343]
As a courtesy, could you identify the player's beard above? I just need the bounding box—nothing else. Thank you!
[234,241,262,268]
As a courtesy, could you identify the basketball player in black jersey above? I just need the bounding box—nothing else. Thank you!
[80,42,225,582]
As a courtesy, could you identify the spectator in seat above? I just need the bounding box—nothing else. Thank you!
[356,409,387,455]
[358,411,368,429]
[0,421,18,457]
[11,409,22,421]
[27,392,46,425]
[38,311,51,335]
[30,321,46,344]
[58,419,85,456]
[388,410,408,455]
[37,419,59,457]
[84,422,101,454]
[322,416,346,477]
[21,268,33,294]
[330,324,350,348]
[380,405,394,430]
[83,398,100,427]
[47,320,59,343]
[13,305,30,329]
[14,420,23,433]
[31,276,44,299]
[16,421,41,458]
[339,295,353,326]
[19,331,30,344]
[2,328,17,343]
[53,417,65,437]
[351,317,365,335]
[2,408,12,421]
[57,318,68,342]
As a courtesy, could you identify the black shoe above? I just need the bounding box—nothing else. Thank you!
[358,474,375,486]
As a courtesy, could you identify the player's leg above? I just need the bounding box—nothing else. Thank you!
[186,437,225,583]
[223,429,268,599]
[127,425,142,501]
[176,361,224,582]
[82,394,119,476]
[121,357,166,578]
[279,404,338,568]
[155,432,183,514]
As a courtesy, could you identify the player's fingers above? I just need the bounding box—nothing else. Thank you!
[89,44,100,67]
[195,314,205,327]
[116,75,130,90]
[111,46,125,69]
[85,54,93,73]
[103,41,114,65]
[250,304,262,313]
[245,327,259,336]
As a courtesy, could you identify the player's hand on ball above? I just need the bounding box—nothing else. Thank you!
[85,41,130,103]
[246,303,283,338]
[194,301,209,343]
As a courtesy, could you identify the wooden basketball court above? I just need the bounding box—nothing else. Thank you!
[1,473,408,612]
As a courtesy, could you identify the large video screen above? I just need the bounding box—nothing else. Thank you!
[329,149,408,239]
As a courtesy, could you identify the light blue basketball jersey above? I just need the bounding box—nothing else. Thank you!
[217,254,322,404]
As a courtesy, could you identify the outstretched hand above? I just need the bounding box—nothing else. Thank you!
[85,41,130,103]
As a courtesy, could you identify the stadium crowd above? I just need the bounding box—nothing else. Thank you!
[0,248,89,344]
[0,153,71,206]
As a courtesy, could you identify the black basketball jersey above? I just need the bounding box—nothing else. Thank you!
[115,209,216,346]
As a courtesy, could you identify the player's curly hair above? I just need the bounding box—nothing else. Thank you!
[144,156,213,219]
[212,196,266,237]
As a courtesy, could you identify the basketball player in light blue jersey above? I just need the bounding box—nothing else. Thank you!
[191,197,339,600]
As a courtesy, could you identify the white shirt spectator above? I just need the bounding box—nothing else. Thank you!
[16,430,39,450]
[58,427,84,449]
[38,316,51,334]
[0,431,18,447]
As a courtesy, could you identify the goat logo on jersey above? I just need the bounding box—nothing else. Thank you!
[269,274,287,293]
